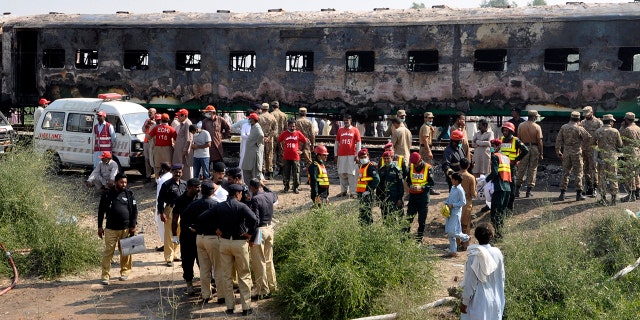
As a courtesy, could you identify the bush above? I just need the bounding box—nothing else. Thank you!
[503,213,640,319]
[274,203,436,319]
[0,150,100,279]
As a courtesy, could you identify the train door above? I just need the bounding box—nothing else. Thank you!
[15,31,38,105]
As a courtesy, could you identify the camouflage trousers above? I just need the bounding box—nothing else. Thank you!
[263,138,274,174]
[582,146,598,187]
[597,155,618,196]
[517,145,540,188]
[560,152,584,190]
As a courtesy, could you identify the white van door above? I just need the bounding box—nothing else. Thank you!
[64,112,95,165]
[35,110,66,160]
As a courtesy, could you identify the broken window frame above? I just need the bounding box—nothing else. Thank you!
[346,51,375,72]
[408,50,439,72]
[544,48,580,72]
[43,49,65,69]
[473,49,507,72]
[286,51,314,72]
[124,50,149,70]
[618,47,640,71]
[176,51,201,72]
[75,49,99,69]
[229,51,257,72]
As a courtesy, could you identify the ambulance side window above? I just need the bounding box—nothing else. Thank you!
[42,111,65,131]
[106,115,124,134]
[66,113,94,133]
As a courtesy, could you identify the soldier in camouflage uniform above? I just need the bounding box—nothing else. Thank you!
[259,103,278,180]
[270,101,288,175]
[580,106,603,197]
[295,107,315,165]
[593,114,623,205]
[555,111,591,201]
[619,112,640,202]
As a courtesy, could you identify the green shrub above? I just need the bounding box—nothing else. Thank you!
[274,203,436,319]
[503,213,640,319]
[0,150,100,279]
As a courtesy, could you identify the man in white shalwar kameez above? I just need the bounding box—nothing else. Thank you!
[461,223,505,320]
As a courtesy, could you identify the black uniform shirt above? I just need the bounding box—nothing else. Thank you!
[250,186,278,226]
[187,198,218,233]
[216,198,258,239]
[157,179,187,213]
[98,188,138,230]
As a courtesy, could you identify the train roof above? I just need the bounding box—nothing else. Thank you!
[2,3,640,29]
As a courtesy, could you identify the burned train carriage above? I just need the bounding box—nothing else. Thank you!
[2,2,640,121]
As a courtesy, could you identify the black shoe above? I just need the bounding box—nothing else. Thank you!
[225,309,234,315]
[282,186,289,193]
[251,292,272,301]
[155,245,164,252]
[293,188,300,194]
[216,298,226,304]
[242,309,254,316]
[429,189,440,195]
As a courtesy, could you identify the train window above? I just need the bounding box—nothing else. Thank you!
[408,50,439,72]
[75,49,99,69]
[176,51,201,71]
[286,51,314,72]
[544,48,579,72]
[618,47,640,71]
[229,51,257,72]
[474,49,507,72]
[43,49,65,68]
[346,51,375,72]
[124,50,149,70]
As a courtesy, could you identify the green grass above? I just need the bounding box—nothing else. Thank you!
[0,149,100,279]
[274,202,436,319]
[502,213,640,319]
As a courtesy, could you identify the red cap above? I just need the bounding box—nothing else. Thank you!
[383,142,394,150]
[202,105,216,112]
[382,151,393,158]
[502,122,516,133]
[247,113,259,121]
[357,148,368,157]
[98,151,112,159]
[97,111,107,117]
[154,114,162,120]
[39,98,51,105]
[161,113,171,121]
[409,152,422,165]
[450,130,464,141]
[176,108,189,116]
[314,145,329,155]
[490,138,503,147]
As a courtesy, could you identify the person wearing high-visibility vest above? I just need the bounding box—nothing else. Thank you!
[356,149,379,224]
[486,139,513,239]
[405,152,435,240]
[499,122,528,211]
[377,150,405,223]
[94,110,116,169]
[308,145,331,206]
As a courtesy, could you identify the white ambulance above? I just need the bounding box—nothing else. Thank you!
[33,93,149,174]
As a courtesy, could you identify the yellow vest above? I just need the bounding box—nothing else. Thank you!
[496,153,513,182]
[356,163,374,193]
[500,137,519,161]
[316,162,329,187]
[409,163,429,194]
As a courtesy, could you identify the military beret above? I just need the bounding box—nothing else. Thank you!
[171,163,184,170]
[229,184,244,192]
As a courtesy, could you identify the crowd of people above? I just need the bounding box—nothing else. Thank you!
[96,102,640,319]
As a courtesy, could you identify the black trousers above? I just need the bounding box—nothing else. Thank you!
[179,228,199,282]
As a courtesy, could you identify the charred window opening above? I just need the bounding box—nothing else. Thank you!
[286,51,314,72]
[229,51,256,72]
[408,50,439,72]
[346,51,374,72]
[544,48,579,72]
[124,50,149,70]
[176,51,201,71]
[474,49,507,72]
[75,49,99,69]
[43,49,65,68]
[618,47,640,71]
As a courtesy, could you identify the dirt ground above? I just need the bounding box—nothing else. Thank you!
[1,164,637,319]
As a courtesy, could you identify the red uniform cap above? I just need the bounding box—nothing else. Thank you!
[409,152,422,165]
[357,148,369,158]
[247,113,259,121]
[154,114,162,120]
[98,151,112,159]
[383,142,394,150]
[161,113,171,121]
[96,111,107,117]
[382,151,393,158]
[450,130,464,141]
[202,105,216,112]
[39,98,51,105]
[490,138,503,146]
[176,108,189,116]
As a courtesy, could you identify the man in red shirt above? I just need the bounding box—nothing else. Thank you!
[277,119,308,193]
[147,113,177,177]
[334,114,362,198]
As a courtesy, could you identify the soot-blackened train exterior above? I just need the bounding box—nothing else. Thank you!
[1,2,640,123]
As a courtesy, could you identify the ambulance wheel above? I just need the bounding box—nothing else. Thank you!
[47,151,62,175]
